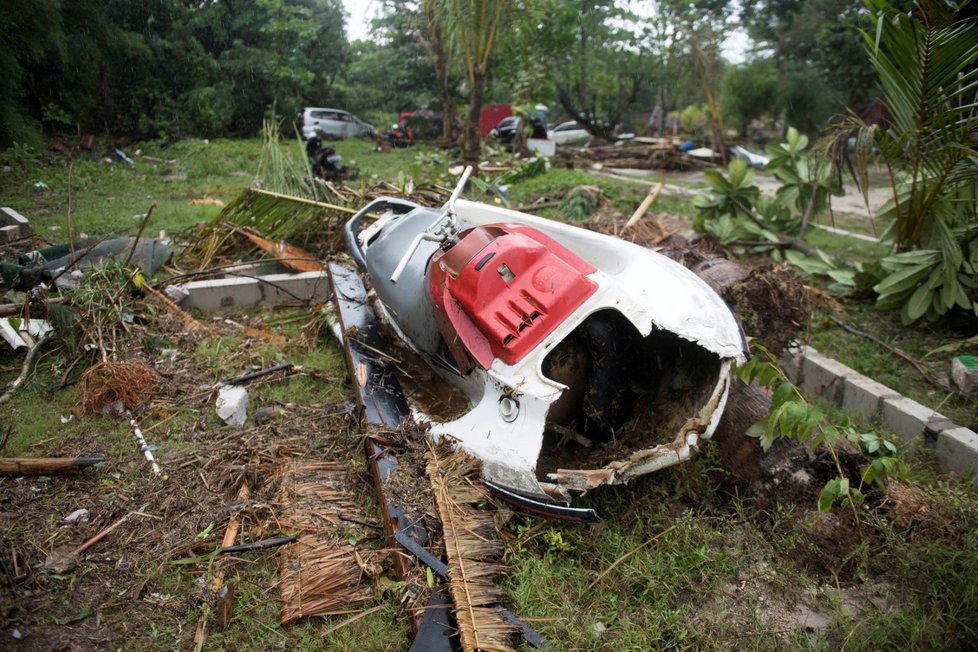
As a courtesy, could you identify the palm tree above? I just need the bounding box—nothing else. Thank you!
[824,0,978,323]
[440,0,511,168]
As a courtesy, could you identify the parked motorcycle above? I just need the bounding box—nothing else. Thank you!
[342,167,747,507]
[307,135,354,182]
[379,123,413,148]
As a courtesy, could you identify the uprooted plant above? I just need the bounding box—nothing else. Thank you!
[733,343,906,514]
[693,128,841,263]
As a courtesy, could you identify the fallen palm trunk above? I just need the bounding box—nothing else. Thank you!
[0,456,104,475]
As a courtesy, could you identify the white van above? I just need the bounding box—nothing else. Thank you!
[299,108,376,140]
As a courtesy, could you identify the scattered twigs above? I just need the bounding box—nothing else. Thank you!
[43,512,136,573]
[0,331,53,405]
[131,417,162,477]
[0,457,105,475]
[828,316,952,392]
[320,603,387,637]
[624,182,664,229]
[123,202,157,269]
[217,535,297,555]
[224,363,294,386]
[194,479,251,651]
[586,525,676,591]
[142,283,206,332]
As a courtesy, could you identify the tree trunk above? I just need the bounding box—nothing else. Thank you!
[712,379,771,486]
[463,67,485,169]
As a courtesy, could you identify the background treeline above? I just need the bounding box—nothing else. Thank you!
[1,0,893,148]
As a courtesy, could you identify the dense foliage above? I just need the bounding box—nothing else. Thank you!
[1,0,901,150]
[1,0,351,146]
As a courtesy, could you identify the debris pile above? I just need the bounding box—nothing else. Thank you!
[559,137,709,171]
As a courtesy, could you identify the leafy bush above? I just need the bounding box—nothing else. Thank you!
[720,58,780,136]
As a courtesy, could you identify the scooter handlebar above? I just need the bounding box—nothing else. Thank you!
[343,198,420,270]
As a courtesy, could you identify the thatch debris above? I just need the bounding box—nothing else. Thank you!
[275,460,377,624]
[427,446,517,652]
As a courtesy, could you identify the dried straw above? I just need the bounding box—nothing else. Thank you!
[276,460,375,624]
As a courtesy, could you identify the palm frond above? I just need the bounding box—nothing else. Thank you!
[427,445,517,652]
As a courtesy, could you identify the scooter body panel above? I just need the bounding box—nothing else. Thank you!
[348,194,747,504]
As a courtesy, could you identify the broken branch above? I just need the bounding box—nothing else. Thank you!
[829,316,952,392]
[624,182,664,229]
[74,513,130,556]
[217,535,297,555]
[123,202,157,269]
[224,363,294,386]
[0,457,105,475]
[0,331,53,405]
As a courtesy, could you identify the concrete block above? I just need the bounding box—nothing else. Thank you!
[179,271,330,313]
[0,225,17,244]
[841,374,899,421]
[881,396,938,443]
[936,427,978,481]
[778,343,805,384]
[0,206,33,238]
[1,207,30,226]
[925,415,957,439]
[798,348,853,402]
[951,356,978,395]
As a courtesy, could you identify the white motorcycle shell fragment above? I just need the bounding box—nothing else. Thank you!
[362,199,747,504]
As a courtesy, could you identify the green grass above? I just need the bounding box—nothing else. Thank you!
[502,451,978,650]
[808,302,976,429]
[0,138,267,239]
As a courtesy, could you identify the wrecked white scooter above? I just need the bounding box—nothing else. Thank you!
[341,167,747,514]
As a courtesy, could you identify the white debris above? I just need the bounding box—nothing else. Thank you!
[163,283,190,303]
[0,318,53,350]
[64,509,90,523]
[216,385,249,427]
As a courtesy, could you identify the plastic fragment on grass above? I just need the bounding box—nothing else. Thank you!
[0,318,52,350]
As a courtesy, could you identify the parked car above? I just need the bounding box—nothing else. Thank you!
[547,120,591,145]
[299,108,376,140]
[489,116,547,145]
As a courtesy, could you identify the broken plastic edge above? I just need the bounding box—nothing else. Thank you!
[484,480,603,524]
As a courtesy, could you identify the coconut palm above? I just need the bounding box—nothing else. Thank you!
[439,0,512,168]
